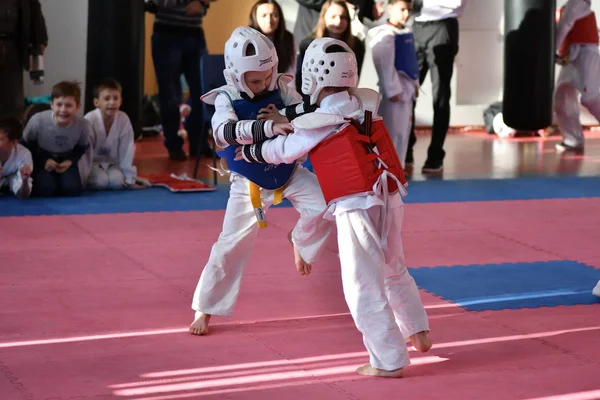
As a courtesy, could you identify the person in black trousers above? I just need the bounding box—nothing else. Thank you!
[407,0,468,173]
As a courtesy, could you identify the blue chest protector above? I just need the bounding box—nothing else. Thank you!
[394,32,419,81]
[218,89,297,190]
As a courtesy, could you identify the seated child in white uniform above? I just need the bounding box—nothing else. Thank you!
[236,37,431,378]
[0,116,33,198]
[367,0,418,166]
[189,27,333,336]
[84,78,144,190]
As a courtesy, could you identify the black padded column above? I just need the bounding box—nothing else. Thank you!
[85,0,145,137]
[503,0,556,130]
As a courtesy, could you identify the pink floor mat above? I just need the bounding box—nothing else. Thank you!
[1,198,599,399]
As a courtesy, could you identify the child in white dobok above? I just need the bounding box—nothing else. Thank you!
[189,27,332,336]
[236,37,431,378]
[554,0,600,151]
[83,78,144,190]
[367,0,418,167]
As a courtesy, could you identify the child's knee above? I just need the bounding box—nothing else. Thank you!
[107,169,126,190]
[61,180,83,196]
[88,169,110,190]
[33,172,58,197]
[60,169,83,196]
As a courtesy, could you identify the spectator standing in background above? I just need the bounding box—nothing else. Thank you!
[0,0,48,119]
[145,0,218,161]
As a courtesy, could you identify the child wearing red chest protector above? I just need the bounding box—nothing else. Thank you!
[237,37,431,378]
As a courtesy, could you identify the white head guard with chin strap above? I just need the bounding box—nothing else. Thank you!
[223,27,279,99]
[301,37,358,105]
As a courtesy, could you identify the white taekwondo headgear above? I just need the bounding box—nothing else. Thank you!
[300,37,358,105]
[223,26,279,98]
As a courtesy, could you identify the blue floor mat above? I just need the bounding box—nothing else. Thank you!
[409,260,600,311]
[2,176,600,217]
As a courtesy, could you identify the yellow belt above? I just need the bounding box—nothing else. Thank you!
[249,182,285,228]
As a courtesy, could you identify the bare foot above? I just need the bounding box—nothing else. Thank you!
[288,231,311,275]
[189,311,211,335]
[410,331,432,353]
[356,364,404,378]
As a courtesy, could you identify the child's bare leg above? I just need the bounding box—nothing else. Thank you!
[410,330,432,353]
[356,364,404,378]
[288,230,311,275]
[189,311,211,335]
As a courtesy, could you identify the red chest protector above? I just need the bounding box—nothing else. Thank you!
[308,112,407,205]
[557,7,599,57]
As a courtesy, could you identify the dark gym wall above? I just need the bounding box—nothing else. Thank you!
[503,0,557,131]
[85,0,145,137]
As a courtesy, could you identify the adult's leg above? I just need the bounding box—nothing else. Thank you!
[405,22,430,166]
[423,18,459,168]
[0,40,24,118]
[181,33,209,157]
[32,169,59,197]
[151,32,185,159]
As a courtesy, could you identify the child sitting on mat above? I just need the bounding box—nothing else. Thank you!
[84,78,145,190]
[0,116,33,198]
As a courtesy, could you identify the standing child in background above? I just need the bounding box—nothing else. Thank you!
[21,81,91,197]
[0,116,33,198]
[189,27,333,336]
[367,0,417,167]
[554,0,600,152]
[236,37,431,378]
[84,78,145,190]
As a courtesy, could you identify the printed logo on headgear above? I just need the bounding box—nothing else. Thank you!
[259,56,273,67]
[341,70,356,79]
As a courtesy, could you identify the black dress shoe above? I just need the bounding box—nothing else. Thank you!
[168,148,187,161]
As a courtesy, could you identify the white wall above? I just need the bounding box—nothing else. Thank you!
[284,0,600,127]
[23,0,89,114]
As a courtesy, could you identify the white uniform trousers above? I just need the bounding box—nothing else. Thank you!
[192,166,332,316]
[554,45,600,148]
[87,164,126,190]
[336,198,430,371]
[379,98,413,167]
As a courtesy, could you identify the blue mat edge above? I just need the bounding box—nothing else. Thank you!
[409,260,600,312]
[2,176,600,217]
